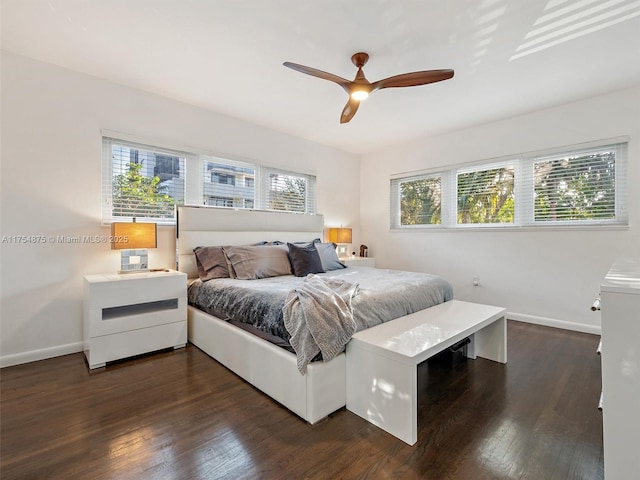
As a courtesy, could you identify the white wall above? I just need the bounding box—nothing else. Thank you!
[360,85,640,333]
[0,52,360,366]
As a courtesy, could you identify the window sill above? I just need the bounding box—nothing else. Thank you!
[391,223,630,233]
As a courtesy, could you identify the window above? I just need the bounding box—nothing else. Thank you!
[390,139,627,230]
[457,163,514,225]
[259,168,316,214]
[391,175,442,226]
[103,138,186,223]
[103,136,316,223]
[202,161,254,209]
[532,149,616,223]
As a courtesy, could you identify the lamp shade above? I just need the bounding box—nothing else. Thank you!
[327,227,352,244]
[111,222,157,250]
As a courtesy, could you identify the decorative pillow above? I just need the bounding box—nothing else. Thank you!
[222,244,292,280]
[193,246,230,281]
[315,242,347,271]
[287,242,325,277]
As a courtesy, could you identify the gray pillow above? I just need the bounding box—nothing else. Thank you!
[222,244,292,280]
[193,246,230,281]
[287,242,325,277]
[315,242,347,271]
[222,248,237,279]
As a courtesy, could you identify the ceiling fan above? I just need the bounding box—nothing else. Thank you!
[283,52,454,124]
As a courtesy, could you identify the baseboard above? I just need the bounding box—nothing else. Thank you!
[508,312,601,335]
[0,341,84,368]
[0,313,601,368]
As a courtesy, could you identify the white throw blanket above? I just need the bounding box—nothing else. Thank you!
[283,274,360,374]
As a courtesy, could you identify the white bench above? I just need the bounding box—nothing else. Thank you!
[346,300,507,445]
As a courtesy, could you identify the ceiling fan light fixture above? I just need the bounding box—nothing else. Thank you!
[351,90,369,101]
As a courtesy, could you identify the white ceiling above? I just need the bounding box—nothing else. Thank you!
[2,0,640,155]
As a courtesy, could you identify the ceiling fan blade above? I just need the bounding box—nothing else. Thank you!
[340,97,360,124]
[283,62,352,93]
[371,69,454,93]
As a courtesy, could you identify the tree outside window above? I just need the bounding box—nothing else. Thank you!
[534,151,615,221]
[457,167,514,224]
[400,177,441,225]
[269,174,307,212]
[112,161,176,218]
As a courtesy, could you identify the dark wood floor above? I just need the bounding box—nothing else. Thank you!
[1,321,603,480]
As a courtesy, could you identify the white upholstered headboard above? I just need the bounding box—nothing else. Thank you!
[176,206,325,279]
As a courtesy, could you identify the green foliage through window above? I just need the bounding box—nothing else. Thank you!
[113,161,176,218]
[390,140,626,229]
[457,167,514,224]
[534,152,615,222]
[400,177,441,225]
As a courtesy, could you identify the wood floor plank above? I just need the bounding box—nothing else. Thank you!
[1,321,603,479]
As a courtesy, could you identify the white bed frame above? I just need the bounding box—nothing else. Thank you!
[177,206,346,423]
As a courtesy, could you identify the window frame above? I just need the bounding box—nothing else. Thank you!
[102,132,317,225]
[390,138,628,231]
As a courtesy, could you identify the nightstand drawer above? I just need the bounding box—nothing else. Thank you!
[86,322,187,367]
[85,273,186,308]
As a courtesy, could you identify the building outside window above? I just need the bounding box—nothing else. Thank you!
[103,136,317,224]
[205,196,234,207]
[212,172,235,185]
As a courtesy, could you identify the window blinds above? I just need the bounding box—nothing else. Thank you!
[525,145,624,224]
[456,162,515,225]
[102,137,186,223]
[390,173,442,227]
[103,136,318,224]
[389,139,628,229]
[259,167,317,214]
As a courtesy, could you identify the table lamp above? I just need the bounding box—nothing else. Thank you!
[111,221,157,273]
[326,227,352,259]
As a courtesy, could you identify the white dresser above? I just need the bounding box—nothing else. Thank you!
[600,258,640,479]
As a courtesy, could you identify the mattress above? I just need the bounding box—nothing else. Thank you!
[188,266,453,349]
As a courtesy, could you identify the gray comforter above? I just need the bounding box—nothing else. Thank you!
[188,267,453,346]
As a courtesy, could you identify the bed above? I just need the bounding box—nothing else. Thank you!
[177,206,452,423]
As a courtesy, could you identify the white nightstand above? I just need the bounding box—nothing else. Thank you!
[83,270,187,369]
[342,257,376,268]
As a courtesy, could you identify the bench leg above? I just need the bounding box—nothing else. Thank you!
[468,315,507,364]
[346,343,418,445]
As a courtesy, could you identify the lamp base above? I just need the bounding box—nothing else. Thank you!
[119,249,149,274]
